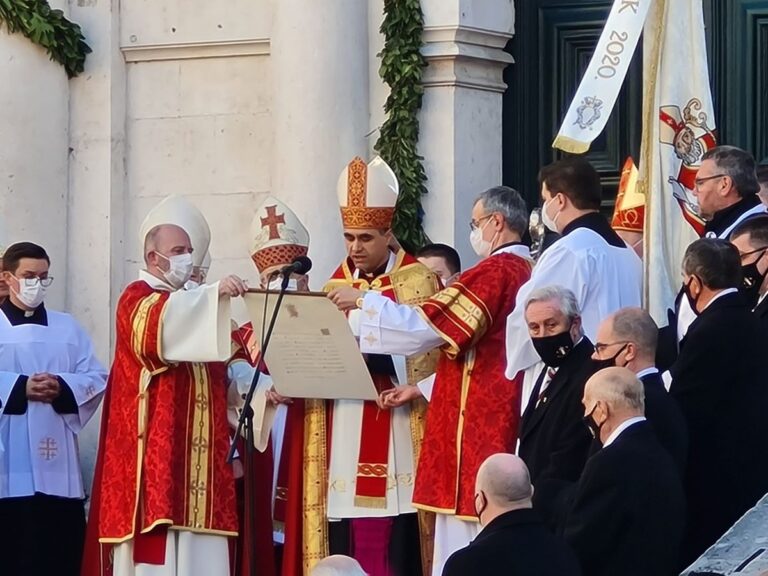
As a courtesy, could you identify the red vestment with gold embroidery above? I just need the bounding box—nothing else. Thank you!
[413,252,531,519]
[82,281,237,575]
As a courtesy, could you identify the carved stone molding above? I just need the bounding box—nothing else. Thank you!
[122,38,270,63]
[421,25,514,93]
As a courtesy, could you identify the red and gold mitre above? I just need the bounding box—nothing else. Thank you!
[336,156,399,230]
[250,196,310,273]
[611,157,645,233]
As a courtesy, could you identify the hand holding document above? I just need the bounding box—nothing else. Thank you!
[243,290,378,400]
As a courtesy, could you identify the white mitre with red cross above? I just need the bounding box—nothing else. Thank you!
[140,195,211,267]
[336,156,399,230]
[250,196,310,275]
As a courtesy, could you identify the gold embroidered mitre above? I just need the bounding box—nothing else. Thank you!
[337,156,399,230]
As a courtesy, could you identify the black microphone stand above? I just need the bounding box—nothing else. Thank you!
[227,273,290,576]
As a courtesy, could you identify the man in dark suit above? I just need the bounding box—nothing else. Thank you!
[518,286,598,489]
[729,215,768,327]
[442,453,581,576]
[671,238,768,565]
[561,368,685,576]
[592,307,688,472]
[657,146,766,371]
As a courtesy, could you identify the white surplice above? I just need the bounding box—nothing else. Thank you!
[114,271,236,576]
[505,228,643,379]
[327,252,417,519]
[0,307,107,499]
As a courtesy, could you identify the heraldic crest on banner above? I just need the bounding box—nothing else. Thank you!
[659,98,716,236]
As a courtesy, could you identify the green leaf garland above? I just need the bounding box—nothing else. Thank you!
[375,0,429,253]
[0,0,91,78]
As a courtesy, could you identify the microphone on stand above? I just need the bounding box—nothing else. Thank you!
[278,255,312,288]
[228,255,311,576]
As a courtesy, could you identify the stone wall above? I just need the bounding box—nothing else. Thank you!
[0,0,515,492]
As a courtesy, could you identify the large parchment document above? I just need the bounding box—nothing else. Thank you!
[243,290,378,400]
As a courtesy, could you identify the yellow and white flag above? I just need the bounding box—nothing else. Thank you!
[553,0,652,153]
[640,0,715,321]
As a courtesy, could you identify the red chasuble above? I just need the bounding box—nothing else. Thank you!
[82,281,238,575]
[413,251,531,519]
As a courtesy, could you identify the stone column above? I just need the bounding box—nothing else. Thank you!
[0,0,71,310]
[271,0,370,285]
[67,0,127,493]
[419,0,515,267]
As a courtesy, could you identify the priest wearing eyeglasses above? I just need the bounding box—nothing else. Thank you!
[0,242,107,576]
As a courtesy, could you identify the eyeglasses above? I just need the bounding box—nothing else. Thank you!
[469,214,494,231]
[16,276,54,288]
[694,174,727,187]
[593,341,630,355]
[738,246,768,261]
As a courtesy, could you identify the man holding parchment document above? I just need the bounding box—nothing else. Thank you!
[84,197,247,576]
[302,156,441,576]
[330,185,533,576]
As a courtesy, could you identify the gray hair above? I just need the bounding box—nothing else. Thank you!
[475,186,528,236]
[682,238,741,290]
[702,145,760,197]
[589,367,645,413]
[525,285,581,320]
[311,556,368,576]
[611,308,658,358]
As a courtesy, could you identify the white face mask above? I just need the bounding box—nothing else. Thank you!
[469,218,497,258]
[157,253,193,289]
[267,277,299,292]
[13,278,46,309]
[541,197,561,233]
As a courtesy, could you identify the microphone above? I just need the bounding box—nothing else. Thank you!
[277,256,312,289]
[279,255,312,277]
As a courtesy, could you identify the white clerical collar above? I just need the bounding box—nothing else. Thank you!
[492,243,531,260]
[603,416,646,448]
[139,269,176,292]
[352,251,397,280]
[635,367,659,379]
[702,288,738,311]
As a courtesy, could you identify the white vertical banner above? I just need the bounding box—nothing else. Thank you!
[552,0,652,154]
[640,0,715,321]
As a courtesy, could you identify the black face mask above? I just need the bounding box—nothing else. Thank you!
[592,343,628,371]
[683,276,701,316]
[531,330,574,367]
[582,404,603,439]
[740,252,767,308]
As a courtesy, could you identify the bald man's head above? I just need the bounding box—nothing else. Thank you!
[585,367,645,412]
[311,555,367,576]
[583,367,645,443]
[144,224,192,263]
[475,453,532,516]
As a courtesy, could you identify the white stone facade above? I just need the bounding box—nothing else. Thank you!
[0,0,515,484]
